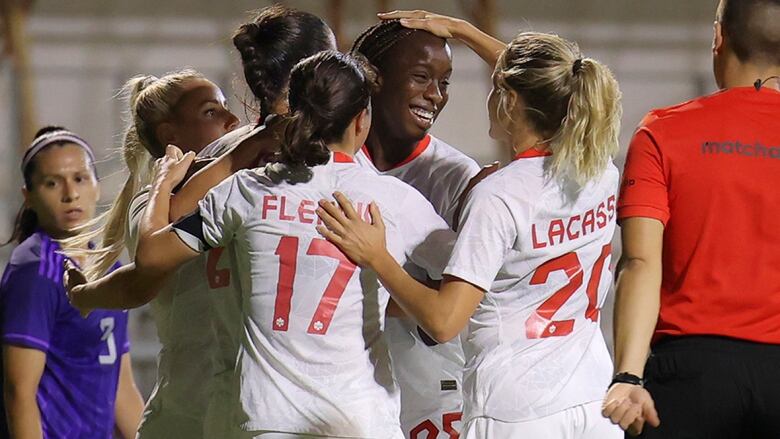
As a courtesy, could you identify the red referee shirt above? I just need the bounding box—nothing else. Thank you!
[619,86,780,345]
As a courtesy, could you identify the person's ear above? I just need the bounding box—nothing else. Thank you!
[355,108,371,136]
[713,21,724,56]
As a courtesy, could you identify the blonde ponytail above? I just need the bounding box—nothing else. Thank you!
[494,32,621,186]
[61,70,204,280]
[549,58,621,185]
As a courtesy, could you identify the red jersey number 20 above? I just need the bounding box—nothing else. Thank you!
[525,244,612,338]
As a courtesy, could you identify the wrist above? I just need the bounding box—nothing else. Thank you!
[367,248,393,271]
[449,18,471,40]
[609,372,644,389]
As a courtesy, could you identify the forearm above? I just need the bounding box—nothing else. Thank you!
[114,357,144,439]
[71,263,167,310]
[613,258,661,377]
[5,391,42,439]
[371,253,462,342]
[169,129,276,221]
[451,19,506,68]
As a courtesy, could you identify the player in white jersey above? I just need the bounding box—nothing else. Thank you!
[62,69,240,438]
[75,51,454,438]
[316,16,624,439]
[65,7,339,438]
[349,21,484,438]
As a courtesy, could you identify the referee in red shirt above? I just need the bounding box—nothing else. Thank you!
[602,0,780,437]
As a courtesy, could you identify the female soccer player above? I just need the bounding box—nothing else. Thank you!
[0,127,144,438]
[76,50,453,438]
[65,6,338,438]
[316,16,624,438]
[61,69,240,439]
[349,20,483,437]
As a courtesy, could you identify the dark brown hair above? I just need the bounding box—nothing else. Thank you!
[233,5,334,118]
[280,51,374,167]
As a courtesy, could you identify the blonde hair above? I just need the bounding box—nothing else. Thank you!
[494,32,622,186]
[62,69,205,280]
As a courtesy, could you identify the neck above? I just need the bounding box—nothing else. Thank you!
[365,129,420,172]
[721,60,780,90]
[510,129,547,157]
[328,140,355,157]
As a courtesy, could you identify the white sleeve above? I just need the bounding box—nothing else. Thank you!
[197,175,247,249]
[443,187,517,292]
[125,189,150,259]
[397,187,456,280]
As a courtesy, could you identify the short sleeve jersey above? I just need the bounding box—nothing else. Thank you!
[444,149,619,423]
[355,135,480,435]
[175,153,453,438]
[0,231,129,439]
[618,87,780,344]
[125,125,263,438]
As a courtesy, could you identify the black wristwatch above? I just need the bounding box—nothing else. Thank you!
[609,372,644,389]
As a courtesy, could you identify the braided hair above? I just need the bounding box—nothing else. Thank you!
[233,5,334,118]
[350,20,418,71]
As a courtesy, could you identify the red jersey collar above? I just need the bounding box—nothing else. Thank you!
[513,147,552,160]
[361,135,432,170]
[332,151,355,163]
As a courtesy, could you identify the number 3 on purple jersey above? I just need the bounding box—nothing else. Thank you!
[98,317,117,365]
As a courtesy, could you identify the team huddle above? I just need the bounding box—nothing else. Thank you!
[2,1,780,438]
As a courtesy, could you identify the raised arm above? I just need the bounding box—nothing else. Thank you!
[379,10,506,68]
[168,119,281,221]
[317,193,483,343]
[67,147,200,314]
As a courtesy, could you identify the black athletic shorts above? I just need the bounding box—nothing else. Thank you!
[636,335,780,439]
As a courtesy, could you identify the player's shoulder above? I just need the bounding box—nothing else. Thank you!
[198,124,258,159]
[639,89,742,132]
[6,232,63,285]
[427,136,480,171]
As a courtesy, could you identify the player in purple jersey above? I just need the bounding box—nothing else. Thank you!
[0,127,144,439]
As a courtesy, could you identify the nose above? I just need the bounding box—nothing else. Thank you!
[424,80,444,107]
[224,109,240,132]
[62,179,79,203]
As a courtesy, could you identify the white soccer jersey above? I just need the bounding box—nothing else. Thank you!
[355,135,479,437]
[127,123,261,439]
[183,153,453,438]
[444,150,619,424]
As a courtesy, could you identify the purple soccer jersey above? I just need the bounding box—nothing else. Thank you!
[0,231,130,439]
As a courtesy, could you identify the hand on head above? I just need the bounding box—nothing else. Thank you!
[602,383,661,436]
[378,10,459,39]
[316,192,387,268]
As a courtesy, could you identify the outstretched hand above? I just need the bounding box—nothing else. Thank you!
[63,260,91,318]
[378,10,462,39]
[453,161,500,230]
[316,192,387,268]
[602,383,661,436]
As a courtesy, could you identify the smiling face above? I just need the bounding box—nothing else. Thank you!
[159,79,240,154]
[23,143,99,239]
[371,31,452,144]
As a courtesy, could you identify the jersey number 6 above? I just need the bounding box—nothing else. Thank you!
[525,244,611,338]
[273,236,357,335]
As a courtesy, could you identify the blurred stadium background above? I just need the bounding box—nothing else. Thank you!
[0,0,719,396]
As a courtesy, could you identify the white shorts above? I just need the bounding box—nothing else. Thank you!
[249,431,404,439]
[462,401,622,439]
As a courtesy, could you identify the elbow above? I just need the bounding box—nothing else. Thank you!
[422,319,462,344]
